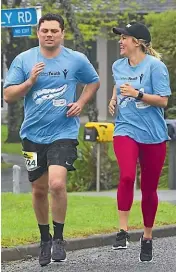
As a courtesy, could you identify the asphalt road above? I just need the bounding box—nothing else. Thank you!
[2,236,176,272]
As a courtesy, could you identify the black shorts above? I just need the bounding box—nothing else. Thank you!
[22,138,78,182]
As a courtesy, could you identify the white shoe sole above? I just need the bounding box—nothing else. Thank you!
[112,240,129,250]
[51,258,67,262]
[139,257,153,263]
[112,245,127,250]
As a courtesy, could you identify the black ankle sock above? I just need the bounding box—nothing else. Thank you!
[38,224,50,242]
[53,221,64,240]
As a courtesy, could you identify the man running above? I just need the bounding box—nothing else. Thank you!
[4,13,100,266]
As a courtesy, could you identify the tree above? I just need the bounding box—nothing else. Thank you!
[59,0,99,121]
[144,10,176,115]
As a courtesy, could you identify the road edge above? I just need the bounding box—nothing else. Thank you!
[2,224,176,262]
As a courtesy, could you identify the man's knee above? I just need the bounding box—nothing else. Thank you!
[49,179,66,194]
[48,165,67,194]
[33,187,48,199]
[32,177,48,199]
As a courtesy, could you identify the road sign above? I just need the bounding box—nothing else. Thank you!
[12,26,32,37]
[1,7,37,27]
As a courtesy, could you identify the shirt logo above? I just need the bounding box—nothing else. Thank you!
[66,161,72,166]
[39,71,61,77]
[32,84,67,105]
[63,69,69,79]
[120,76,137,80]
[118,95,135,108]
[139,74,144,84]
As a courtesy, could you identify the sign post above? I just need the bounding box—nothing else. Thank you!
[12,26,32,37]
[1,7,40,37]
[1,8,37,27]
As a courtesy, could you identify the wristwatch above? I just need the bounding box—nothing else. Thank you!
[136,90,144,100]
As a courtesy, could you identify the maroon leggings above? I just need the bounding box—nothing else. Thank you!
[113,136,166,228]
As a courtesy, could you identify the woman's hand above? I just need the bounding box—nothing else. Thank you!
[120,83,138,97]
[108,99,117,116]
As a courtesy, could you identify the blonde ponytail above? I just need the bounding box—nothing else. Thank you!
[144,43,161,60]
[132,37,161,60]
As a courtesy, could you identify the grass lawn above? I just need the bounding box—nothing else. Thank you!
[2,193,176,248]
[1,125,22,155]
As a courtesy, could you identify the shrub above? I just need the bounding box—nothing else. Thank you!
[67,140,118,192]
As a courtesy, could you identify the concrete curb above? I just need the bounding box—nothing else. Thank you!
[2,225,176,262]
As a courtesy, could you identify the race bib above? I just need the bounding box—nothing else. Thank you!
[135,101,150,109]
[22,151,38,171]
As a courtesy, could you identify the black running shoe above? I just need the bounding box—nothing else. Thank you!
[52,239,67,262]
[112,229,130,250]
[39,235,52,266]
[139,236,153,262]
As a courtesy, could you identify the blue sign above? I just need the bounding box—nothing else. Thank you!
[12,26,32,37]
[1,8,37,27]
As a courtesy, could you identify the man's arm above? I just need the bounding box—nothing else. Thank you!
[67,53,100,117]
[4,62,45,103]
[67,81,100,117]
[4,80,34,103]
[78,81,100,105]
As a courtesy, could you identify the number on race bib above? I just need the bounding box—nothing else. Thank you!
[22,151,38,171]
[26,159,36,167]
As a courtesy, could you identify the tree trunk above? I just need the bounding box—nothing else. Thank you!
[60,0,98,122]
[6,100,24,142]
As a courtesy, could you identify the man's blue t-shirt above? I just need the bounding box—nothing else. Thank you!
[112,54,171,144]
[4,46,99,144]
